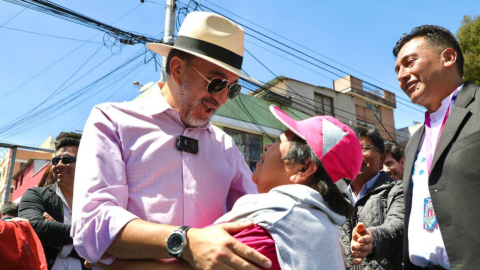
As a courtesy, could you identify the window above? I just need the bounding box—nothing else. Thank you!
[223,127,263,172]
[365,101,381,121]
[314,93,333,116]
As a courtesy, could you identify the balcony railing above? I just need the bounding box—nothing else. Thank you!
[361,81,396,106]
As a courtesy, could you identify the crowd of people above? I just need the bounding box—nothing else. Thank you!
[1,10,477,270]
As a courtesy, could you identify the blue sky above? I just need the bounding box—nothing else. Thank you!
[0,0,478,147]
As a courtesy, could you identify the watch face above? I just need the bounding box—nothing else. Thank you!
[168,234,184,253]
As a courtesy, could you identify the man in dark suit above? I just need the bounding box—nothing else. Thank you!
[393,25,480,269]
[19,138,86,270]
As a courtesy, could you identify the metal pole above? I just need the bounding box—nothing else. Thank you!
[4,147,17,204]
[159,0,177,82]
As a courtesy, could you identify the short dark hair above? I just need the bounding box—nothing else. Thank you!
[384,144,404,163]
[165,49,194,75]
[283,136,353,218]
[54,137,80,152]
[393,25,464,77]
[1,202,18,217]
[355,127,385,153]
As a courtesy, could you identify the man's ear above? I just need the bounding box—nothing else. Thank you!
[290,159,317,185]
[442,48,457,69]
[169,56,187,85]
[399,156,405,167]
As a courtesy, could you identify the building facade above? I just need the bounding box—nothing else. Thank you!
[11,159,50,203]
[333,75,397,143]
[0,148,52,203]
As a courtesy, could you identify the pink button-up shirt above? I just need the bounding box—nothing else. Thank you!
[71,83,256,263]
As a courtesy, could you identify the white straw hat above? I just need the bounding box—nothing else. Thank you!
[147,11,260,85]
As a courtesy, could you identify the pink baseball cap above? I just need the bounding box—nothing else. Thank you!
[269,105,362,187]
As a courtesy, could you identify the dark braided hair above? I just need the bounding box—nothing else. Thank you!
[282,135,353,218]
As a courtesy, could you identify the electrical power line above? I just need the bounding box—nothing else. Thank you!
[0,7,26,27]
[4,0,159,44]
[0,26,104,43]
[191,0,424,111]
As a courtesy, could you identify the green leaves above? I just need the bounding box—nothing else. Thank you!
[457,15,480,86]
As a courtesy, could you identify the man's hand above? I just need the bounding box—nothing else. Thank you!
[351,222,374,265]
[43,212,57,222]
[183,220,272,270]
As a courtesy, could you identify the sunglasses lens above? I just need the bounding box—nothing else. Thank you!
[52,157,60,165]
[207,79,227,94]
[52,156,76,165]
[228,84,241,99]
[63,156,76,164]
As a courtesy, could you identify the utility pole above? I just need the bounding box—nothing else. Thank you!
[160,0,177,82]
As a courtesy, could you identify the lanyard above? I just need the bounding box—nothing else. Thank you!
[424,88,461,174]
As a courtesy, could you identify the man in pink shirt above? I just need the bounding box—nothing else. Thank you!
[71,11,272,270]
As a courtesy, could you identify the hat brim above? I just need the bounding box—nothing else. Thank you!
[269,105,306,141]
[146,43,261,85]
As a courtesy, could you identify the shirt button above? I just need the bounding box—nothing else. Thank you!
[185,156,190,162]
[434,189,438,193]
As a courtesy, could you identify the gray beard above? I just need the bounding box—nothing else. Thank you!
[177,79,213,128]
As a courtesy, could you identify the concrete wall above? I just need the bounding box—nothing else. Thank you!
[354,96,397,142]
[334,75,364,92]
[281,80,357,126]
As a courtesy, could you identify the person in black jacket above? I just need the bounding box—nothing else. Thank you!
[394,25,480,270]
[341,128,404,270]
[19,137,86,270]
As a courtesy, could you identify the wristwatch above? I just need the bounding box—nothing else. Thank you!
[166,226,191,259]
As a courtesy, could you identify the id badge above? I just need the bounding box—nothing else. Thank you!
[423,197,438,229]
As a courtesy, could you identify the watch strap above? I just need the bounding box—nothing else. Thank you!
[167,225,191,259]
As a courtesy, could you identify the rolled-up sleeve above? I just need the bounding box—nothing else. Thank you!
[71,105,138,263]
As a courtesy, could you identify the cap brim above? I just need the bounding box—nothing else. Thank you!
[146,43,261,85]
[269,105,306,140]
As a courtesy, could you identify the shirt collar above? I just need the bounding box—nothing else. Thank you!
[136,82,214,133]
[347,172,381,203]
[365,172,381,190]
[428,84,464,123]
[55,184,71,212]
[137,82,172,116]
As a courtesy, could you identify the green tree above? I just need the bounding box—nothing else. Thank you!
[456,15,480,85]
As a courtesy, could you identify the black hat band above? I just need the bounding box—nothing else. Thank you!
[174,35,243,70]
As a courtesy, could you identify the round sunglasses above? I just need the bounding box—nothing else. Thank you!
[185,61,242,99]
[51,156,77,166]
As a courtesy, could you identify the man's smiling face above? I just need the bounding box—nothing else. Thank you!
[395,37,446,112]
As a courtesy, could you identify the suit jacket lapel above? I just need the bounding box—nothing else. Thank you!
[47,183,65,223]
[430,83,476,177]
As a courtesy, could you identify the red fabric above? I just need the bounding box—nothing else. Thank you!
[0,220,48,270]
[232,224,281,270]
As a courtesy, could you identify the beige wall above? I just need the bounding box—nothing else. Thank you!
[282,80,357,126]
[334,75,364,92]
[354,96,397,142]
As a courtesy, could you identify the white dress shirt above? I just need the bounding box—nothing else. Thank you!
[52,185,82,270]
[408,86,462,269]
